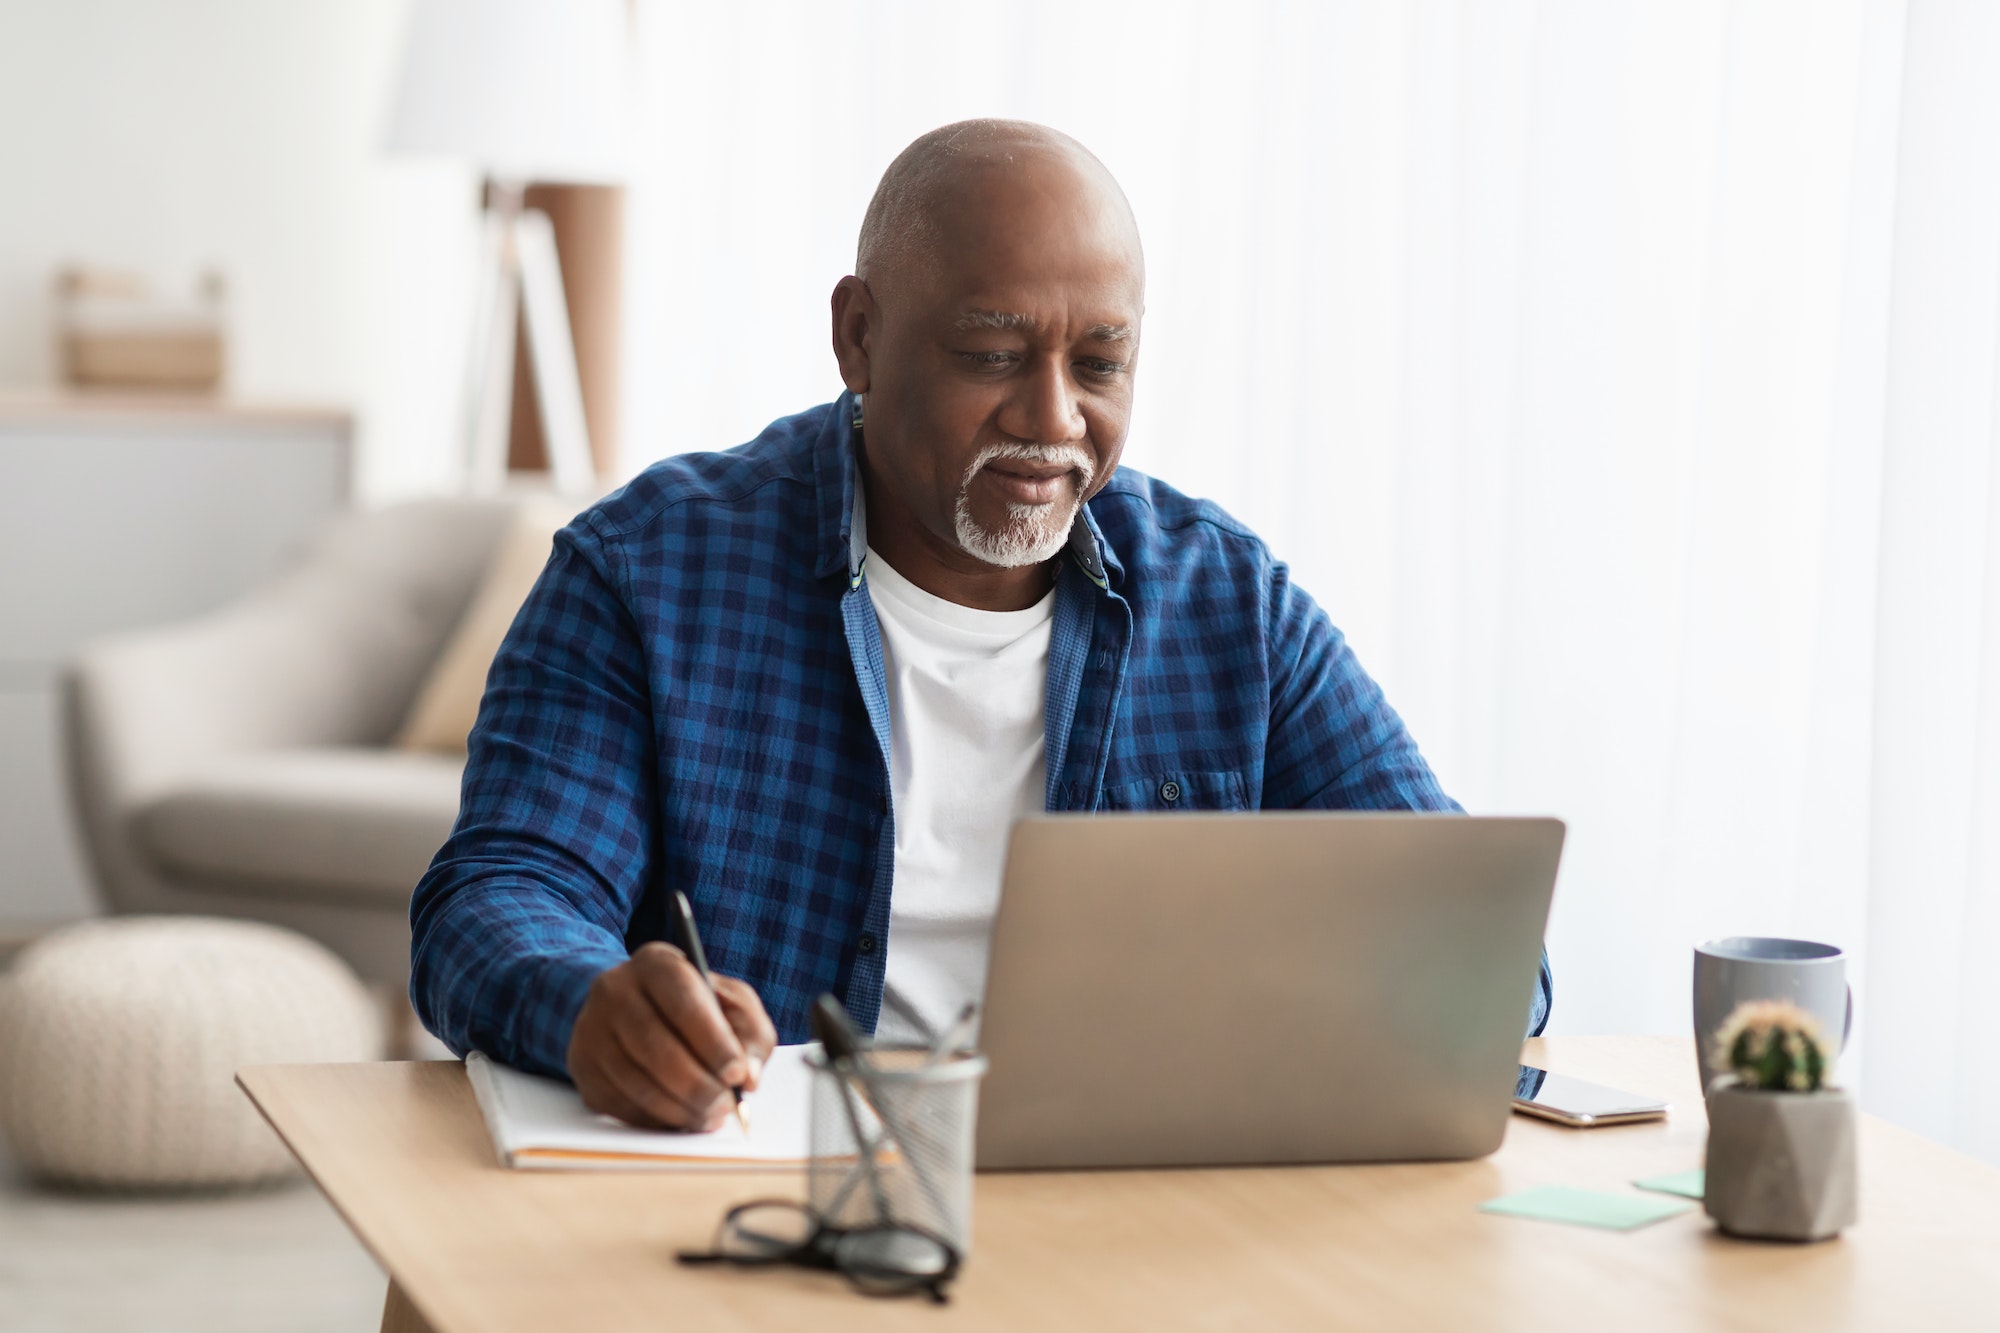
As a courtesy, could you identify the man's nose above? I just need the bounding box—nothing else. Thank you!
[1000,356,1086,445]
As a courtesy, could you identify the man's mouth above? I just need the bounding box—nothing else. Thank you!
[980,457,1079,505]
[967,444,1095,509]
[953,442,1098,565]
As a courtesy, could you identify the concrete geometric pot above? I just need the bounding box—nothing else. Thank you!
[1703,1077,1857,1242]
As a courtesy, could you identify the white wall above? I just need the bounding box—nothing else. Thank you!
[0,0,474,501]
[619,0,2000,1167]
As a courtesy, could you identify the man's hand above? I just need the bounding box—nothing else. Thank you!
[566,942,778,1131]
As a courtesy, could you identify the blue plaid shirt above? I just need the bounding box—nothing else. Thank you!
[410,393,1552,1076]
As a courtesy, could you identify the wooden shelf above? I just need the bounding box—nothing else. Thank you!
[0,385,352,429]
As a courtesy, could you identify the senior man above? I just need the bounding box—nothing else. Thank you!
[411,119,1552,1131]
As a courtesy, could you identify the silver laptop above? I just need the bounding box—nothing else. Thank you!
[974,813,1563,1170]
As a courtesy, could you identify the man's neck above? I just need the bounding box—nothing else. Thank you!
[859,469,1056,613]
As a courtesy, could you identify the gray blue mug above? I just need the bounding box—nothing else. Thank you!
[1693,937,1851,1095]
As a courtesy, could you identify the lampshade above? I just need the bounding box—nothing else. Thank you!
[385,0,630,185]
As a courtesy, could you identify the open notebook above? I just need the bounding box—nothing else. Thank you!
[466,1044,813,1170]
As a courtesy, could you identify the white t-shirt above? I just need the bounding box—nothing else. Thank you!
[865,548,1054,1046]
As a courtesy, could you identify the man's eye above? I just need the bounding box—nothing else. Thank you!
[957,351,1016,370]
[1078,359,1126,378]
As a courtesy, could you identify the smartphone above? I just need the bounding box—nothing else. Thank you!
[1512,1064,1669,1127]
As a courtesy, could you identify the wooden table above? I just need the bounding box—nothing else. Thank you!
[239,1037,2000,1331]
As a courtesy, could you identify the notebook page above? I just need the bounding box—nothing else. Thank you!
[466,1043,814,1171]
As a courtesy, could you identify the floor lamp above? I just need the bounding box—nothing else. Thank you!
[465,182,594,494]
[385,0,628,495]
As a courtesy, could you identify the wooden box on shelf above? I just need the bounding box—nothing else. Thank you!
[56,267,225,392]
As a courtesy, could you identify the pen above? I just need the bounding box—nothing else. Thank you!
[925,1002,978,1066]
[670,890,751,1134]
[812,993,955,1229]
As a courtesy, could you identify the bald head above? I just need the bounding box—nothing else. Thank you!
[856,119,1142,299]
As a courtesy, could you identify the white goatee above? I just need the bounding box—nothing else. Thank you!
[952,442,1095,569]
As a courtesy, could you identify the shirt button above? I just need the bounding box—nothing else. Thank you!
[1160,780,1182,804]
[856,934,878,956]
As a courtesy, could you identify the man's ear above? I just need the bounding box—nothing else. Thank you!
[830,276,874,394]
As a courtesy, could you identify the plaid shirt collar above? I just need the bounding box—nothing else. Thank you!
[812,390,1123,594]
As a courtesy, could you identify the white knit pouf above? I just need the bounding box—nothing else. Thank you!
[0,916,383,1188]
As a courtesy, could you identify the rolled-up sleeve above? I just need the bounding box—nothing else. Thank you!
[409,517,658,1077]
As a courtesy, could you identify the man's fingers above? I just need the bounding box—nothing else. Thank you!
[599,1042,718,1131]
[631,944,750,1087]
[576,1077,651,1129]
[609,997,731,1114]
[569,946,778,1126]
[576,1052,677,1130]
[712,974,778,1089]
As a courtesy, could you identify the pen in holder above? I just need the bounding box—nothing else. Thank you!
[805,1045,987,1256]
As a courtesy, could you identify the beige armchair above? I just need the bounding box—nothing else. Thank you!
[61,499,519,990]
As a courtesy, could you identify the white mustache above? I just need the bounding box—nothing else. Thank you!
[962,442,1096,496]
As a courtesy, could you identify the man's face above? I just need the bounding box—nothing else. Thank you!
[850,158,1144,570]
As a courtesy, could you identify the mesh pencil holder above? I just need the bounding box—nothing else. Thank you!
[806,1047,988,1254]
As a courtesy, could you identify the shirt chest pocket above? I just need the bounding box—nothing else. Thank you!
[1099,770,1249,812]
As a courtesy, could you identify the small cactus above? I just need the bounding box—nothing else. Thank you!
[1712,1000,1830,1092]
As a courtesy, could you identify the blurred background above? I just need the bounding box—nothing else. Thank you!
[0,0,1996,1327]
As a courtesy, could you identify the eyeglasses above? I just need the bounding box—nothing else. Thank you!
[677,1198,961,1304]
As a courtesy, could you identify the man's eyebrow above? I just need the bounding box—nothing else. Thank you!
[951,309,1134,343]
[952,309,1037,333]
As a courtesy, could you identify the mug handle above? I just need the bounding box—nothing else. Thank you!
[1841,983,1852,1052]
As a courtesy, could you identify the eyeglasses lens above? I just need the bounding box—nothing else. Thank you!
[720,1202,816,1259]
[834,1226,956,1290]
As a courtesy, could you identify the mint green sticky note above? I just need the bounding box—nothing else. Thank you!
[1478,1185,1693,1231]
[1634,1169,1705,1200]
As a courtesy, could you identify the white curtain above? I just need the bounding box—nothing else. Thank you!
[624,0,2000,1163]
